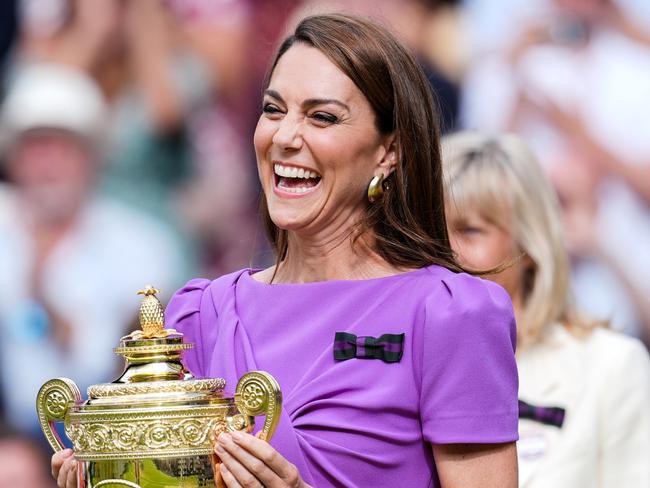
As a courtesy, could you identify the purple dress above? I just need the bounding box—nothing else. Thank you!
[166,265,518,487]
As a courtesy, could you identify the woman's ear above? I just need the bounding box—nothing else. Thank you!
[376,133,398,177]
[522,252,535,271]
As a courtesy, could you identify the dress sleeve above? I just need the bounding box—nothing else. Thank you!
[165,278,212,377]
[420,272,519,444]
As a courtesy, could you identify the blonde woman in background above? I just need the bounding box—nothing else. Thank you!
[442,131,650,488]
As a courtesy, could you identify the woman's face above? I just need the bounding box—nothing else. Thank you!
[447,204,527,302]
[254,43,393,237]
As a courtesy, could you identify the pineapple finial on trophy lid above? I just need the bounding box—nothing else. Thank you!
[124,285,181,340]
[138,285,164,337]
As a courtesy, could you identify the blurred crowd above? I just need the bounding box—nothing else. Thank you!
[0,0,648,486]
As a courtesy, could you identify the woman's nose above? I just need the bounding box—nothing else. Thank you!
[272,115,303,151]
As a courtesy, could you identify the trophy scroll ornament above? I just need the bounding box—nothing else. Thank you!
[37,286,282,487]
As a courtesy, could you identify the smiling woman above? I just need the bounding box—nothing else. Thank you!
[52,13,520,488]
[256,15,460,277]
[255,41,394,252]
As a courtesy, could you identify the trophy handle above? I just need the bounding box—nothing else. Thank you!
[36,378,81,452]
[235,371,282,441]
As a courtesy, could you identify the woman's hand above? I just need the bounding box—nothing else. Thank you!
[215,431,310,488]
[51,449,78,488]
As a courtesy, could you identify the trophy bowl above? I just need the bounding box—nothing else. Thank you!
[36,286,282,487]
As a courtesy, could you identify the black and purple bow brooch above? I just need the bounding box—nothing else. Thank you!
[333,332,404,363]
[518,399,566,428]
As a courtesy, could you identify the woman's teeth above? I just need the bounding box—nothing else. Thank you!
[274,164,320,179]
[278,185,314,194]
[273,163,322,194]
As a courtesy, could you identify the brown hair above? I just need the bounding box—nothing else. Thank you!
[260,13,462,272]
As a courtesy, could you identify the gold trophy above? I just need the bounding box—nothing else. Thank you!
[37,286,282,487]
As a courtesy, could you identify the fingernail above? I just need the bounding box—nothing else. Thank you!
[220,463,229,474]
[231,431,243,441]
[215,444,225,454]
[217,432,231,444]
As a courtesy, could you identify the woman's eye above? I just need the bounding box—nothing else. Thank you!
[311,112,339,124]
[262,103,283,115]
[458,225,483,235]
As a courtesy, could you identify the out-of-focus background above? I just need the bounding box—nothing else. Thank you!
[0,0,648,484]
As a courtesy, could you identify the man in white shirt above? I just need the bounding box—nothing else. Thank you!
[0,63,187,434]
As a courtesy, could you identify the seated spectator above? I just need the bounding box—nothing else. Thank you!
[17,0,255,276]
[0,63,187,434]
[442,131,650,488]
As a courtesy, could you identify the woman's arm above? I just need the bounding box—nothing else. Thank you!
[432,442,518,488]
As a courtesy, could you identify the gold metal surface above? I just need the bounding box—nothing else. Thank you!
[36,285,283,487]
[123,286,181,340]
[236,371,283,441]
[94,480,143,488]
[36,377,82,452]
[88,379,225,398]
[113,343,194,355]
[65,404,245,461]
[83,457,219,487]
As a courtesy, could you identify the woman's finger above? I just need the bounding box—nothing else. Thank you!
[57,456,76,488]
[230,431,301,484]
[215,434,262,488]
[56,457,69,487]
[220,461,245,488]
[66,458,78,488]
[51,449,73,479]
[217,433,278,486]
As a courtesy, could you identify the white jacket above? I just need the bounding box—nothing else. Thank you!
[517,324,650,488]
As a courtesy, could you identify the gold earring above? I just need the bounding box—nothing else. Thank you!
[367,174,384,203]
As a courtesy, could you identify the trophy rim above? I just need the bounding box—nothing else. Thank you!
[88,378,227,398]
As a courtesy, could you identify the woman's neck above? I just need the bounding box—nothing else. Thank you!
[259,228,405,284]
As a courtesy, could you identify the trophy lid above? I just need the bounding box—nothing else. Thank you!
[84,285,226,405]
